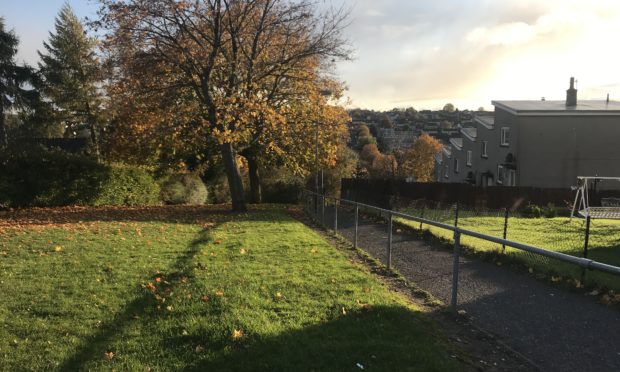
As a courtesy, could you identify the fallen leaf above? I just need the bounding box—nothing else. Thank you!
[276,292,282,299]
[155,277,161,283]
[341,307,347,315]
[104,351,114,360]
[201,295,209,302]
[54,246,63,252]
[215,290,224,297]
[214,240,222,245]
[239,248,247,255]
[195,345,205,353]
[551,276,561,283]
[232,329,244,340]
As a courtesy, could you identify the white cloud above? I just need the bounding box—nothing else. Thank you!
[467,22,536,46]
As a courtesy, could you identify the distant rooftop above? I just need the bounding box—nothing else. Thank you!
[474,115,495,129]
[461,127,477,141]
[449,137,463,150]
[493,100,620,116]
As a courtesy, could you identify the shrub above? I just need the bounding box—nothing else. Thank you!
[543,203,558,218]
[0,146,160,207]
[160,173,208,205]
[93,165,160,206]
[208,176,231,204]
[521,203,542,218]
[262,181,303,204]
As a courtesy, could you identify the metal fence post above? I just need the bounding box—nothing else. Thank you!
[354,204,359,249]
[451,230,461,312]
[502,208,509,253]
[334,200,338,233]
[419,206,425,231]
[321,195,325,227]
[387,213,393,269]
[454,202,460,227]
[584,215,591,258]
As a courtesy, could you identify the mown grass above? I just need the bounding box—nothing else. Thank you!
[0,207,461,371]
[396,207,620,290]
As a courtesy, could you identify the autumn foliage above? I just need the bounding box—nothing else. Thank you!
[400,134,442,182]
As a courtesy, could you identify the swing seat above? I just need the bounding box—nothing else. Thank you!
[579,207,620,220]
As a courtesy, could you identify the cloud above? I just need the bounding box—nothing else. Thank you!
[334,0,620,110]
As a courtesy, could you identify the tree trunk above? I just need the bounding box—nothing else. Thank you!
[246,154,262,203]
[0,102,6,148]
[220,142,247,212]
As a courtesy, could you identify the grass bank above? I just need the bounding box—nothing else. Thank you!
[0,206,461,371]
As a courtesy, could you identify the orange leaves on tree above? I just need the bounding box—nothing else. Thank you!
[401,133,443,182]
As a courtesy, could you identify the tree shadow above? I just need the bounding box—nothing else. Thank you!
[57,225,217,371]
[182,305,455,372]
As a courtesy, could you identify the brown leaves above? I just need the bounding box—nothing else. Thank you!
[232,329,244,340]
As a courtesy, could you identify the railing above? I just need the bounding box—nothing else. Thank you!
[303,190,620,313]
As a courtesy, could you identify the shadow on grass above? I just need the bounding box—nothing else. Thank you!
[184,305,454,372]
[57,225,217,370]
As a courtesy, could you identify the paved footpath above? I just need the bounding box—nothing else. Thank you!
[317,205,620,372]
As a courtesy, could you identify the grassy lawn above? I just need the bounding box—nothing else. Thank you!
[0,206,460,371]
[396,208,620,290]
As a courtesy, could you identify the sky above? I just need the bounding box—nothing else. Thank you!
[2,0,620,111]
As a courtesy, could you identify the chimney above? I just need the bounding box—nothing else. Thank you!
[566,77,577,106]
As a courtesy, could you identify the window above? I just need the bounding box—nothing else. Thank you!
[507,169,516,186]
[497,165,505,185]
[501,127,510,146]
[444,165,449,179]
[466,150,472,166]
[454,158,459,173]
[481,141,488,158]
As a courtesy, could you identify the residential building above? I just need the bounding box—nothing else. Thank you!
[437,78,620,188]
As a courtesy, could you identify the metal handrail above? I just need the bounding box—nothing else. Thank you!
[305,190,620,278]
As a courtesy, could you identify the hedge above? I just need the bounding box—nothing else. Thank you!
[0,146,160,208]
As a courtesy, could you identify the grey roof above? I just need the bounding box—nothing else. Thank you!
[461,127,477,141]
[474,115,495,128]
[449,137,463,150]
[493,100,620,116]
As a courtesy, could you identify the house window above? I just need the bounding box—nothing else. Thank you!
[481,141,488,158]
[454,158,459,173]
[497,165,505,185]
[444,165,449,179]
[501,127,510,146]
[507,169,516,186]
[466,151,472,166]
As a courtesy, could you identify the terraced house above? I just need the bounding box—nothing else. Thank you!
[436,78,620,188]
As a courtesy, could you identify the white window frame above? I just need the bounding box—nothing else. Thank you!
[481,141,488,158]
[466,150,472,166]
[454,158,459,173]
[500,127,510,146]
[497,164,505,185]
[507,169,516,186]
[444,165,449,179]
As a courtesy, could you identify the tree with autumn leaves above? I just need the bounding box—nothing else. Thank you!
[400,133,442,182]
[96,0,351,211]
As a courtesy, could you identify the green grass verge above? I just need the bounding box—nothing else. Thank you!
[397,208,620,290]
[0,208,461,371]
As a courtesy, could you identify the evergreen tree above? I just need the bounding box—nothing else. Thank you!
[0,18,36,147]
[38,4,102,155]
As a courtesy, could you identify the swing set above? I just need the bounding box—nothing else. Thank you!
[570,176,620,220]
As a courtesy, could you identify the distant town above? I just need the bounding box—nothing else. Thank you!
[348,105,483,153]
